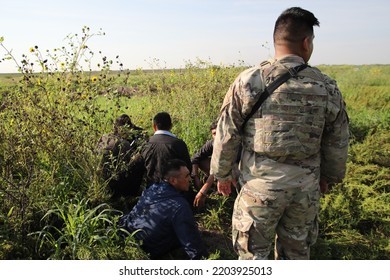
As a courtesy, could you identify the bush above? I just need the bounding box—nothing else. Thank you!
[0,29,388,260]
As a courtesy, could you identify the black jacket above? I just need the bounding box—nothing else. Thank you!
[142,132,192,185]
[191,139,214,165]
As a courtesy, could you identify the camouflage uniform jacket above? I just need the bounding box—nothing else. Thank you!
[97,133,134,180]
[96,129,147,197]
[210,55,349,187]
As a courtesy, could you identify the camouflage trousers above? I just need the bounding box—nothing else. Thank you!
[232,183,320,260]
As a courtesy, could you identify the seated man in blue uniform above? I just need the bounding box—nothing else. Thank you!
[119,159,208,259]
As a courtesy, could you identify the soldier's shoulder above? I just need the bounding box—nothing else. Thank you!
[235,65,264,92]
[237,66,262,82]
[306,66,337,85]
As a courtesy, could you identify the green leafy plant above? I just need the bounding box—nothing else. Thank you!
[33,198,146,259]
[0,29,389,260]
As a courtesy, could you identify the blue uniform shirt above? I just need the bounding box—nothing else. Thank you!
[119,181,207,259]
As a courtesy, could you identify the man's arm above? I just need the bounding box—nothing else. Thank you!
[210,67,264,195]
[193,174,214,208]
[210,84,243,182]
[191,140,214,189]
[172,204,208,259]
[321,80,350,184]
[191,140,213,165]
[174,139,193,174]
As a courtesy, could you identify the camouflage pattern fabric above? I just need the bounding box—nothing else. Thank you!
[210,55,349,259]
[96,128,147,197]
[97,133,133,181]
[232,168,321,259]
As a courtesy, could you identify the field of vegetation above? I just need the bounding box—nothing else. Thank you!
[0,28,389,260]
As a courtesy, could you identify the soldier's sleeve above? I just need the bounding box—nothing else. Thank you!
[210,67,263,181]
[321,78,350,183]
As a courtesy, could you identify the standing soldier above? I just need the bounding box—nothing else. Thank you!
[210,7,349,259]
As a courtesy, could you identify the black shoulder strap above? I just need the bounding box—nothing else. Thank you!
[241,63,308,132]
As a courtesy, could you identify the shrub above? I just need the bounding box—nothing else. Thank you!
[0,29,388,260]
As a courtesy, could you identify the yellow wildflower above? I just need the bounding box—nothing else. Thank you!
[91,76,98,82]
[29,47,35,53]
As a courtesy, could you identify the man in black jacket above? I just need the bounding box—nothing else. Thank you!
[142,112,192,186]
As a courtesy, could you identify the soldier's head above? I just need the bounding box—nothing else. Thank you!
[273,7,319,63]
[162,159,191,192]
[153,112,172,131]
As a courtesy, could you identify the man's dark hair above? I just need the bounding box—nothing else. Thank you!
[210,120,218,131]
[273,7,320,44]
[114,114,133,134]
[161,159,187,180]
[153,112,172,131]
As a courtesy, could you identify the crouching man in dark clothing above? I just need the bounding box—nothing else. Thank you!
[97,114,146,198]
[119,159,208,260]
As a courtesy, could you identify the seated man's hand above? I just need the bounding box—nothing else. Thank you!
[193,191,207,208]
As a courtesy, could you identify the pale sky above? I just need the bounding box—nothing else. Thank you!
[1,0,389,73]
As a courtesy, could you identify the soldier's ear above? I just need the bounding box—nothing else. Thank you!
[301,35,314,63]
[302,36,311,52]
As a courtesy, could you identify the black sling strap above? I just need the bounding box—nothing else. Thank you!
[241,63,308,132]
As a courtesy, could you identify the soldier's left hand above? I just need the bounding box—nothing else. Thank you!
[217,179,235,196]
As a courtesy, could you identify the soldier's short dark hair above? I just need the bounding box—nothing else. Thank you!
[153,112,172,131]
[273,7,320,44]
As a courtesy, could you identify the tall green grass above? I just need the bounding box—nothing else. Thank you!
[0,28,389,259]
